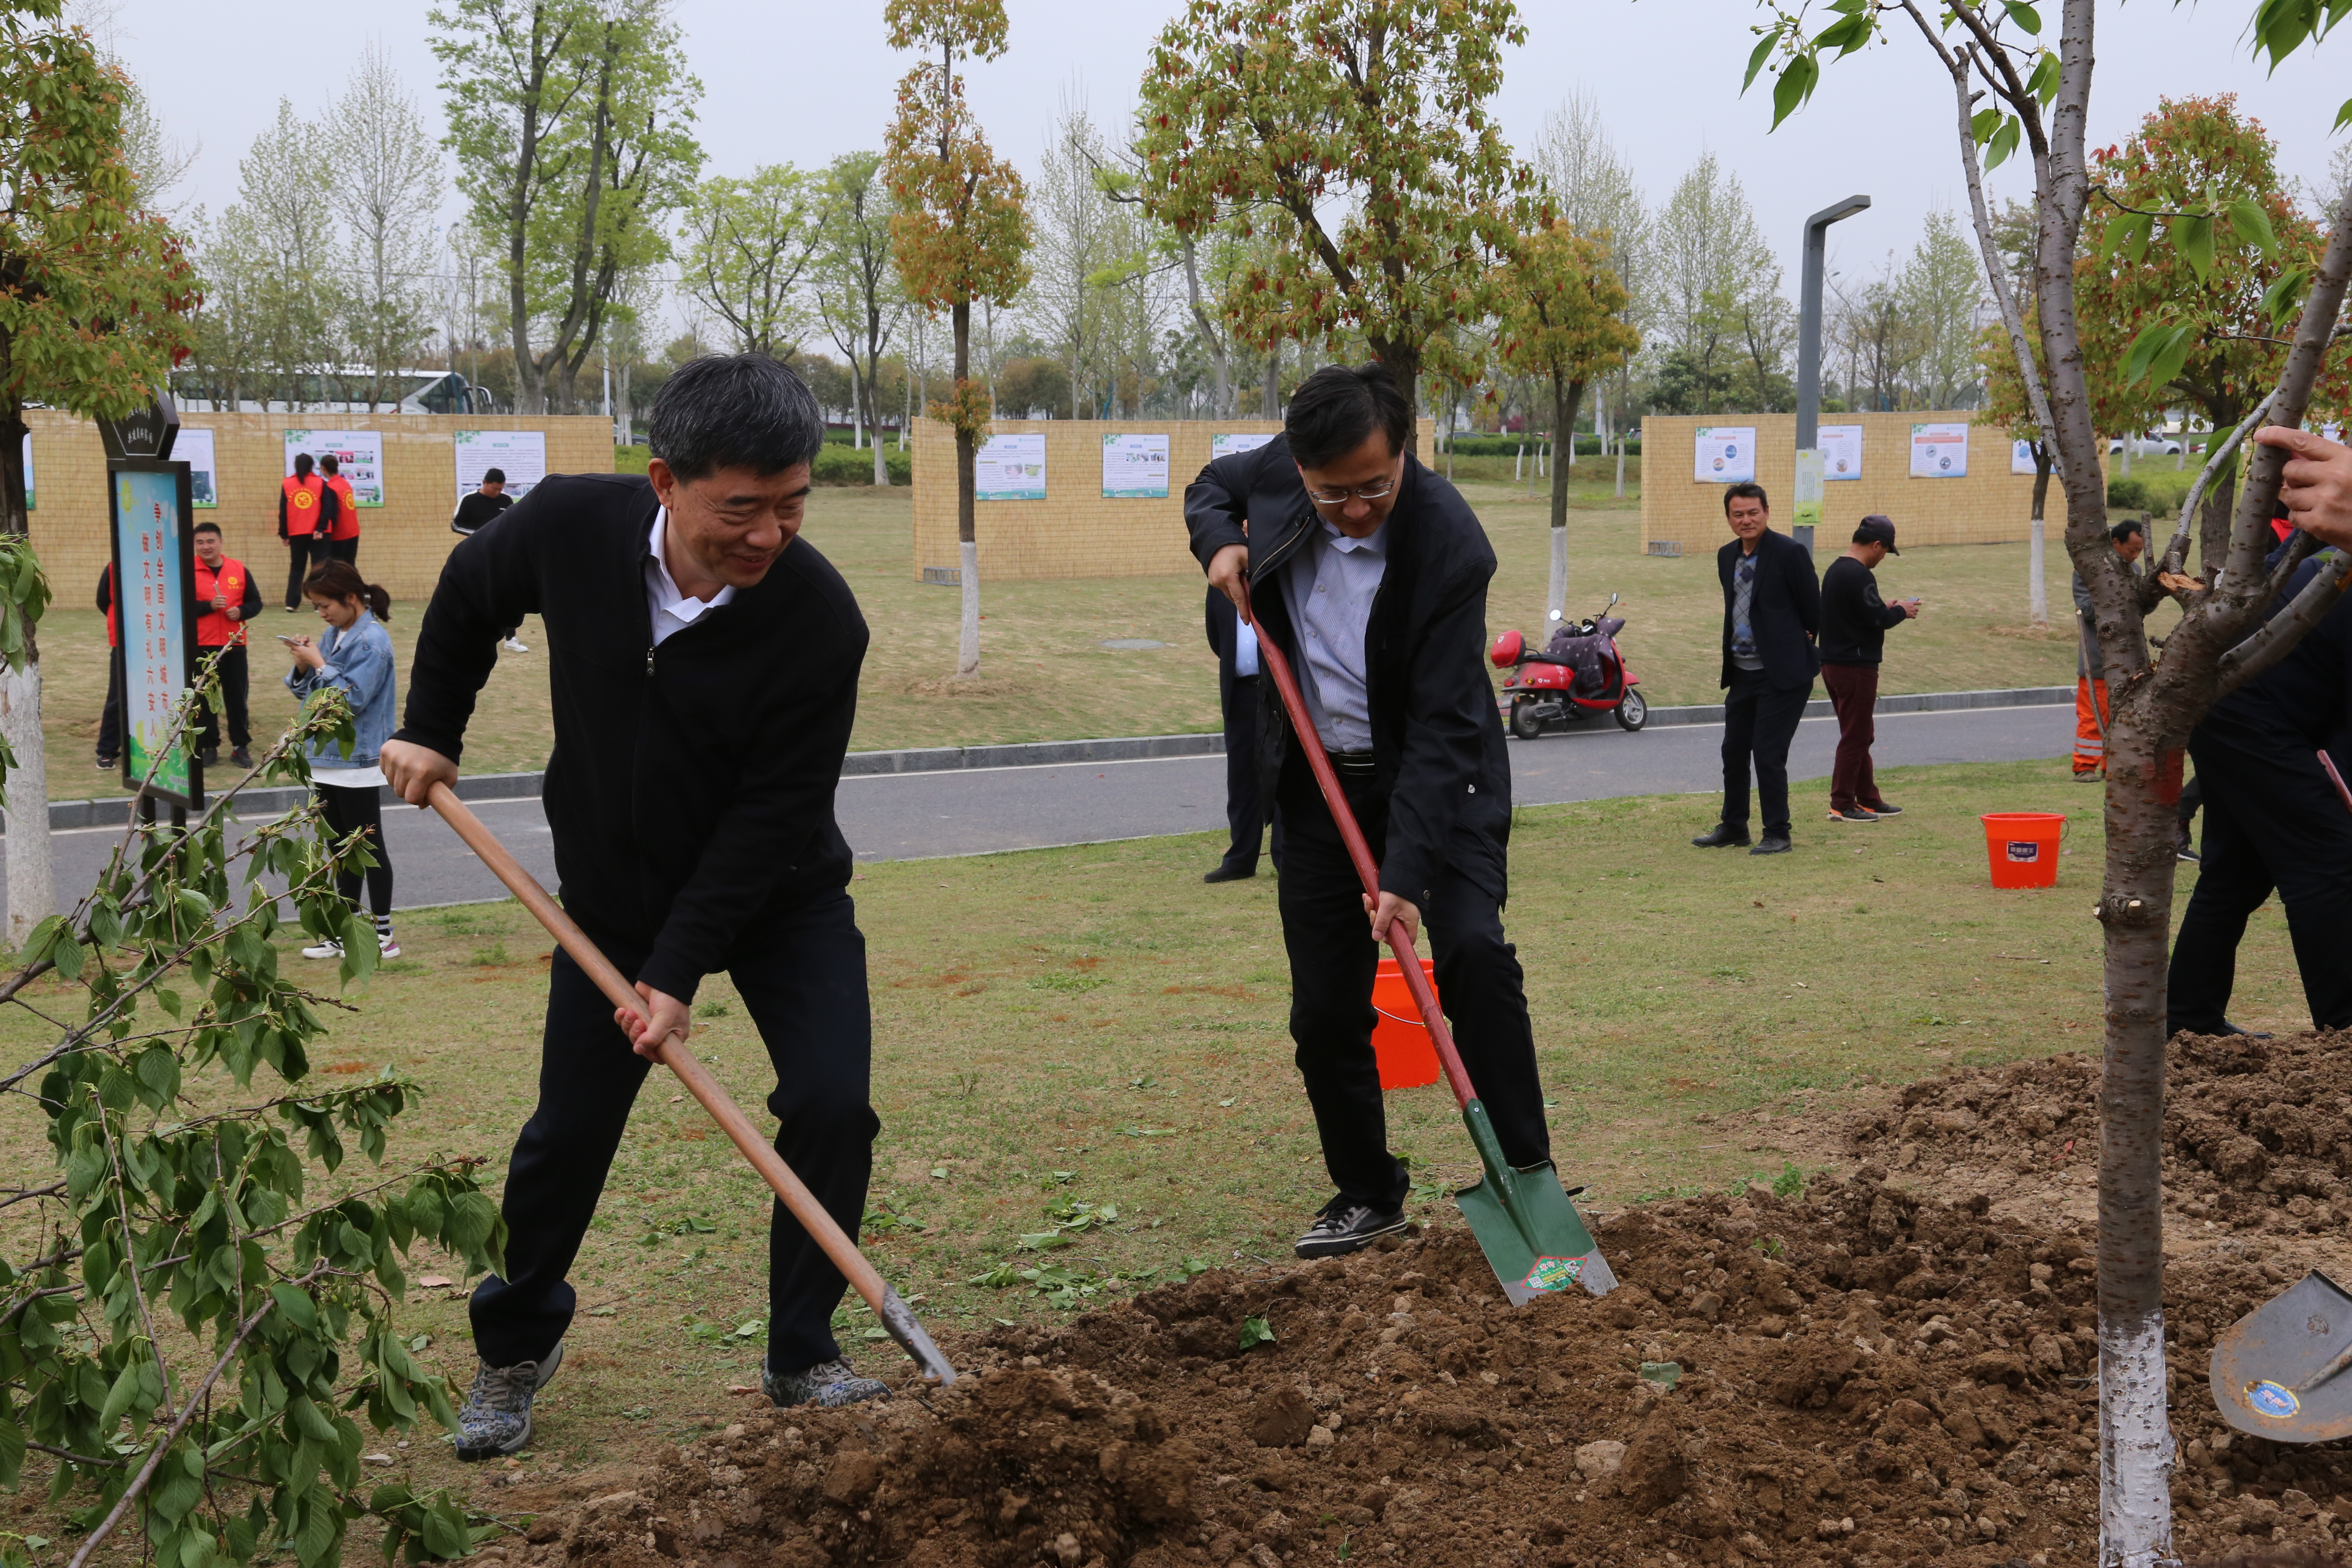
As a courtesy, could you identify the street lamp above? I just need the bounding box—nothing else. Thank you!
[1794,194,1870,556]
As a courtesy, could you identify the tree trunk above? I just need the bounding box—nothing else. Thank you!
[0,404,51,946]
[1547,372,1582,628]
[953,300,980,681]
[870,367,890,487]
[2197,448,2237,582]
[1262,349,1278,420]
[2030,449,2052,628]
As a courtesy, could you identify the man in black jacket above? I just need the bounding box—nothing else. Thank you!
[1817,515,1920,823]
[1693,482,1822,855]
[1188,363,1552,1259]
[380,355,881,1457]
[1203,586,1268,881]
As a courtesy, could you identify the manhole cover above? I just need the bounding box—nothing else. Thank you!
[1099,638,1167,650]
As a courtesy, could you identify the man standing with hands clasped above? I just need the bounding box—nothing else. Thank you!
[1817,515,1919,824]
[380,354,886,1459]
[1693,482,1821,855]
[1187,362,1559,1260]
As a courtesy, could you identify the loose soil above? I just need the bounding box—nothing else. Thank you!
[520,1032,2352,1568]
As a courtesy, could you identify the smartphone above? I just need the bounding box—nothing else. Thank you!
[276,634,302,646]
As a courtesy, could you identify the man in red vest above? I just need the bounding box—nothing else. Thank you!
[193,520,261,768]
[320,452,362,566]
[279,452,339,609]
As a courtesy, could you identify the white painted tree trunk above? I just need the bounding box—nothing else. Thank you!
[2029,519,2049,628]
[956,539,980,679]
[2097,1312,2176,1567]
[2,659,52,947]
[1513,444,1523,483]
[1614,435,1626,499]
[1546,528,1568,628]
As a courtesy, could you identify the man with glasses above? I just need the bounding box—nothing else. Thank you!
[1187,362,1556,1260]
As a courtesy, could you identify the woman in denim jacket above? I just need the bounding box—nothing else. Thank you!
[284,558,401,959]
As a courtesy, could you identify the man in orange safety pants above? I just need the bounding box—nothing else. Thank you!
[2071,518,2145,779]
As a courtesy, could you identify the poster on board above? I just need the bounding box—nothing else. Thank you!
[283,430,386,506]
[1211,432,1277,461]
[1819,425,1863,480]
[1102,433,1171,499]
[975,434,1046,500]
[2011,438,2045,475]
[110,466,196,805]
[1910,422,1969,478]
[1694,426,1756,483]
[454,429,546,499]
[18,434,29,511]
[177,428,219,507]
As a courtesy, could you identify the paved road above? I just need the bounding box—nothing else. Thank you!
[4,702,2073,919]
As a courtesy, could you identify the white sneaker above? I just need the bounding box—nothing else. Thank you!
[501,637,529,653]
[378,936,402,959]
[301,938,344,960]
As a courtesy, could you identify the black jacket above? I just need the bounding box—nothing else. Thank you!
[1184,437,1510,907]
[1818,555,1908,666]
[392,473,869,1001]
[1717,530,1822,691]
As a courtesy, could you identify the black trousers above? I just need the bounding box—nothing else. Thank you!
[468,893,877,1374]
[98,655,122,762]
[284,535,326,607]
[196,643,250,752]
[2168,727,2352,1034]
[1720,668,1810,835]
[1274,754,1549,1213]
[1219,674,1265,871]
[325,538,359,567]
[316,780,392,917]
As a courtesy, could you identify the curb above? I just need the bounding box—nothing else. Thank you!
[18,686,2075,832]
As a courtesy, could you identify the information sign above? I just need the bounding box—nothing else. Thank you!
[454,429,546,499]
[109,463,199,806]
[975,434,1047,500]
[283,430,386,506]
[1694,427,1756,483]
[1212,432,1277,461]
[1102,433,1171,499]
[178,429,219,507]
[1910,422,1969,478]
[1819,425,1864,480]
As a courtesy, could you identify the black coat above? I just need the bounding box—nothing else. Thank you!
[1717,529,1822,691]
[392,473,869,1003]
[1184,436,1509,908]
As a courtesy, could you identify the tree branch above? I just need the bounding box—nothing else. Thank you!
[2217,550,2352,696]
[2159,395,2274,577]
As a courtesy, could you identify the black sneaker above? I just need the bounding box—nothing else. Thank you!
[1750,833,1794,856]
[763,1356,888,1409]
[1826,807,1878,823]
[231,746,253,769]
[1203,862,1256,884]
[1690,823,1752,848]
[2176,826,2199,863]
[1864,801,1902,816]
[1294,1200,1409,1259]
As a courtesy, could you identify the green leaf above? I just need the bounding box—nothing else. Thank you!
[1238,1315,1277,1351]
[2262,267,2312,327]
[2171,212,2216,282]
[1983,117,2022,173]
[2225,196,2280,260]
[2026,49,2061,106]
[2002,0,2043,33]
[2123,214,2155,265]
[1770,52,1818,129]
[270,1281,320,1332]
[1741,32,1776,92]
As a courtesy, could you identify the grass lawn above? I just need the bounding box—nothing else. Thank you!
[24,475,2105,796]
[0,755,2305,1530]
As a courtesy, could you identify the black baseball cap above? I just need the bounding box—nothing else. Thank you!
[1854,514,1899,554]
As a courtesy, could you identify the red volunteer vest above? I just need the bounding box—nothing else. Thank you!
[282,474,327,537]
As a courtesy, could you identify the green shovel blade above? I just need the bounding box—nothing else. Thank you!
[1452,1099,1617,1305]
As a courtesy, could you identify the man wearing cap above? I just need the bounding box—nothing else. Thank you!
[1817,516,1920,824]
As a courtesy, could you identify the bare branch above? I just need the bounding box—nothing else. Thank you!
[2160,395,2275,576]
[2217,550,2352,696]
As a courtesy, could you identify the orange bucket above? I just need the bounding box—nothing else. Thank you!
[1980,812,2067,888]
[1372,957,1442,1089]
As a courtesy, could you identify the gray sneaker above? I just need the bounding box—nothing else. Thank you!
[763,1355,888,1409]
[453,1341,564,1461]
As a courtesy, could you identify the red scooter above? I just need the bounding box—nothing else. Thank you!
[1489,593,1648,738]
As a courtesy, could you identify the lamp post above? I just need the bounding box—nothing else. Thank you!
[1794,194,1870,557]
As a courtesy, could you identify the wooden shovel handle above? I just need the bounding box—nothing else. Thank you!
[424,782,955,1384]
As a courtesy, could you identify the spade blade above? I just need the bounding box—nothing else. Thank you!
[2211,1269,2352,1443]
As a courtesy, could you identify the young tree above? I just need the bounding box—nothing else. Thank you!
[679,163,820,360]
[1136,0,1541,412]
[1648,152,1788,412]
[1492,221,1639,622]
[1755,4,2352,1560]
[883,0,1032,681]
[323,42,443,410]
[813,151,901,485]
[0,0,198,946]
[1536,89,1648,478]
[1028,97,1121,421]
[221,100,343,404]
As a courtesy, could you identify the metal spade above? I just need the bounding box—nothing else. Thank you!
[2210,1268,2352,1442]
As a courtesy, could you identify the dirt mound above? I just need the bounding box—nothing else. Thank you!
[1842,1032,2352,1233]
[527,1163,2352,1568]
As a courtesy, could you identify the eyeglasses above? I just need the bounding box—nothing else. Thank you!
[1304,477,1397,505]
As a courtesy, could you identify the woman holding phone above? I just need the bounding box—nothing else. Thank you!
[283,559,401,959]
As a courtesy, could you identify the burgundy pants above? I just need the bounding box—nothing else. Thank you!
[1822,662,1881,812]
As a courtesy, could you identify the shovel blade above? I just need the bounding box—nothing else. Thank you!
[1452,1099,1615,1305]
[2211,1269,2352,1442]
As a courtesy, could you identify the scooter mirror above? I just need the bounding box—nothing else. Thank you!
[1607,593,1620,610]
[1547,609,1563,622]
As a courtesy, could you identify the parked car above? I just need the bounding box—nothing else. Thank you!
[2108,434,2184,457]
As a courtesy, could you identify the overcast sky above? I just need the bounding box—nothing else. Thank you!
[119,0,2351,322]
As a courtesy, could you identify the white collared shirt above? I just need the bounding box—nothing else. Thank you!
[1278,515,1387,751]
[646,511,736,646]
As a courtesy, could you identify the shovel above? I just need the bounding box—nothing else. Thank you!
[2211,1269,2352,1441]
[1239,591,1615,1304]
[423,782,957,1387]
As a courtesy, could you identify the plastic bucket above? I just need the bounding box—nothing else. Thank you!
[1980,812,2067,888]
[1371,958,1442,1089]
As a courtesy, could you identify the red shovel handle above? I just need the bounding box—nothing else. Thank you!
[1239,584,1479,1112]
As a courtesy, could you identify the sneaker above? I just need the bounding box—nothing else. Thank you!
[1864,801,1902,816]
[300,938,345,960]
[1690,823,1752,849]
[2176,826,2199,863]
[1203,862,1256,884]
[378,936,403,960]
[199,745,219,766]
[501,637,530,654]
[763,1356,888,1409]
[95,756,116,772]
[1826,807,1878,823]
[231,747,253,769]
[454,1342,564,1461]
[2073,771,2104,783]
[1294,1199,1409,1260]
[1749,833,1794,856]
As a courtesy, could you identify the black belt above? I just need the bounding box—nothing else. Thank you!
[1327,750,1378,777]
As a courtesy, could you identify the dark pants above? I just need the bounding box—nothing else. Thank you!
[468,893,877,1375]
[2167,726,2352,1035]
[316,779,392,917]
[1821,662,1881,812]
[1273,753,1548,1213]
[326,538,359,567]
[1720,668,1810,836]
[196,643,250,753]
[285,535,326,607]
[1219,674,1265,871]
[98,653,122,763]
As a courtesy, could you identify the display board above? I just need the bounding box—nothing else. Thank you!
[1820,425,1864,480]
[1101,433,1171,499]
[975,434,1047,500]
[110,464,198,806]
[454,429,546,499]
[18,434,30,511]
[2010,438,2043,475]
[1910,422,1969,478]
[283,429,386,506]
[177,428,219,507]
[1693,426,1756,483]
[1211,432,1277,461]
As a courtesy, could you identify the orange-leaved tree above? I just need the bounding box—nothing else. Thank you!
[882,0,1031,681]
